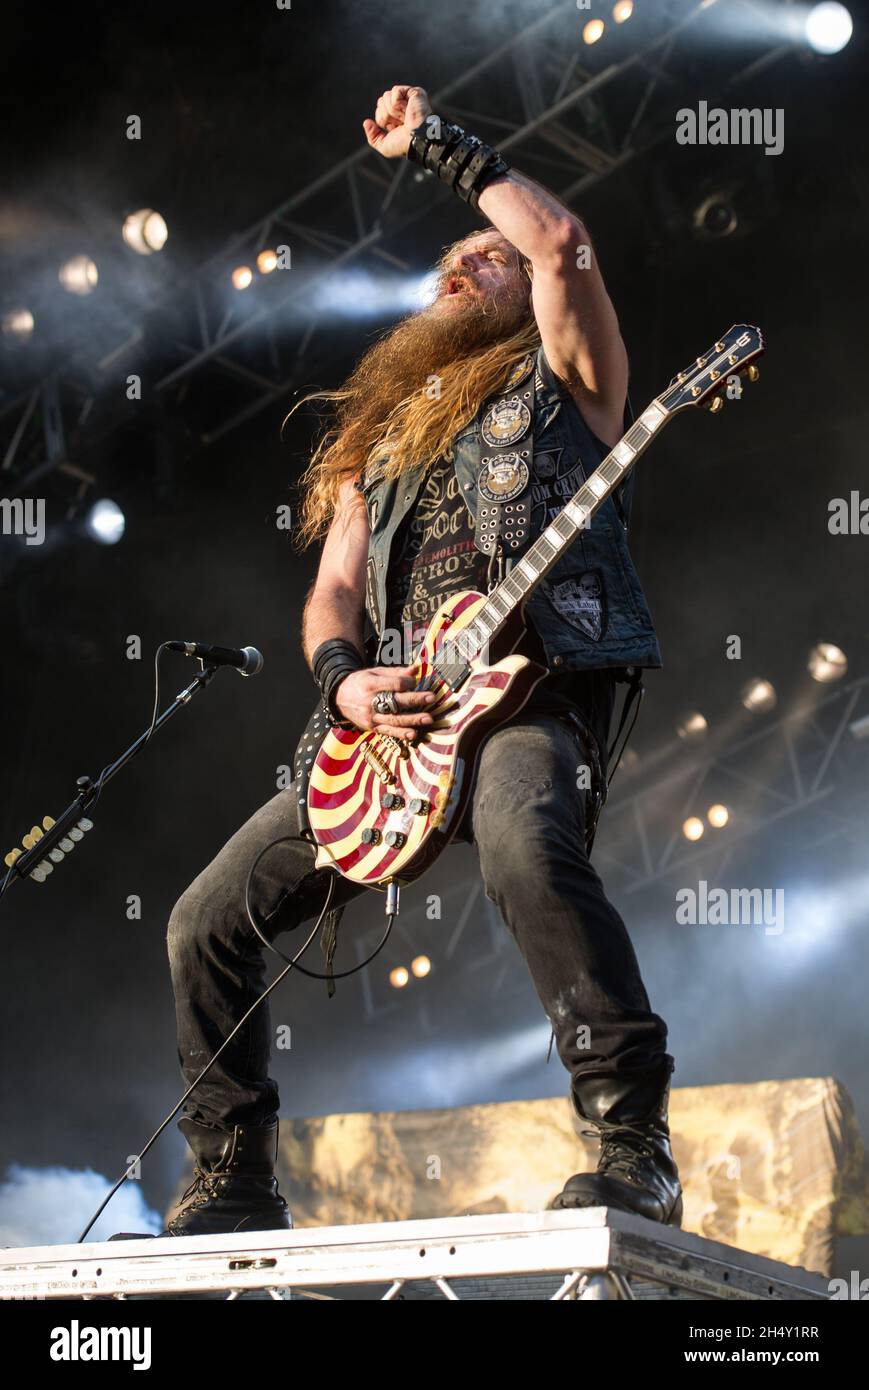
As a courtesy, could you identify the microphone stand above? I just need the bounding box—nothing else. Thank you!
[2,663,221,894]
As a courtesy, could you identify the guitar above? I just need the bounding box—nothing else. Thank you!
[305,325,764,888]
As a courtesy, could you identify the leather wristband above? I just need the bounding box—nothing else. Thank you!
[311,638,364,723]
[407,116,511,211]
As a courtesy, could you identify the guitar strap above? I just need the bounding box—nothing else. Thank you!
[290,699,346,997]
[472,352,537,561]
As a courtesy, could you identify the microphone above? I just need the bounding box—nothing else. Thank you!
[166,641,264,676]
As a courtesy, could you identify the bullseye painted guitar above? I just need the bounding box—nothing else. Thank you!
[306,325,764,887]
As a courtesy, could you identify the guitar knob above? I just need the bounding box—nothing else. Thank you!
[384,830,406,849]
[360,827,382,845]
[409,798,431,815]
[381,793,404,810]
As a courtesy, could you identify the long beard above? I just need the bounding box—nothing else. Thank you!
[344,287,531,440]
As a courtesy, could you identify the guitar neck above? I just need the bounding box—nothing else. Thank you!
[427,324,763,679]
[470,397,670,649]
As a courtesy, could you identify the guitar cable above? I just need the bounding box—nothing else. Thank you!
[242,832,398,979]
[75,380,647,1239]
[78,872,398,1243]
[74,653,398,1243]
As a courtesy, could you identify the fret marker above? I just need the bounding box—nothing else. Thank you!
[611,441,635,468]
[565,500,590,530]
[639,402,667,430]
[587,474,608,496]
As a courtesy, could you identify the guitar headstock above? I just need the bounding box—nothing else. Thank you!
[661,325,764,416]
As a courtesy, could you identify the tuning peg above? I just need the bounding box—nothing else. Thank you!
[744,364,759,382]
[708,396,725,413]
[4,847,23,868]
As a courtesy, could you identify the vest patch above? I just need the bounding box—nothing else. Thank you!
[542,570,607,642]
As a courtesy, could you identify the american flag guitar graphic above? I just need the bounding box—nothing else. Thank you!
[305,326,764,889]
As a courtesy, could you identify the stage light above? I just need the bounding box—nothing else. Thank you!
[583,19,605,44]
[122,209,168,255]
[677,711,708,742]
[311,269,439,319]
[807,642,847,683]
[415,269,442,309]
[389,966,409,989]
[86,498,125,545]
[59,256,98,296]
[741,678,777,713]
[683,817,705,842]
[613,1,633,21]
[693,192,738,239]
[805,3,852,54]
[411,955,431,979]
[232,265,253,290]
[1,308,35,339]
[707,804,730,829]
[256,250,278,274]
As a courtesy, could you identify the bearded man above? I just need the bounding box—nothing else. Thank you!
[163,85,681,1236]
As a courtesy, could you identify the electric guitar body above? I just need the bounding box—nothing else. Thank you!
[308,590,545,886]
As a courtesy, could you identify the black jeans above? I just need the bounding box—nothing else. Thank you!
[167,713,671,1130]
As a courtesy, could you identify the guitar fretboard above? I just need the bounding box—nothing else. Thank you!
[426,324,763,687]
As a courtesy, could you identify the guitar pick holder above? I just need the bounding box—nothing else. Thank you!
[2,661,221,897]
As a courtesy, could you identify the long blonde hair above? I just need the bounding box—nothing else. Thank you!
[289,238,538,549]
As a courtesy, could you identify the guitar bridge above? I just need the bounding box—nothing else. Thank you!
[362,742,396,783]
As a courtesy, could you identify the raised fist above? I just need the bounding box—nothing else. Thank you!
[363,85,432,159]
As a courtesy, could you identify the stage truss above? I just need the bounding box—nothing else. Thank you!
[2,0,798,507]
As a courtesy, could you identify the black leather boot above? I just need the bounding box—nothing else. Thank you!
[163,1117,292,1236]
[551,1065,683,1227]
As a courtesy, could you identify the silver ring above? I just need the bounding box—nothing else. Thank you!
[372,690,399,717]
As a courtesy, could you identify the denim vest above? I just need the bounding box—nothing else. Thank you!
[356,345,662,672]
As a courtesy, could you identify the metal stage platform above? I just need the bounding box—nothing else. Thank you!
[0,1208,830,1302]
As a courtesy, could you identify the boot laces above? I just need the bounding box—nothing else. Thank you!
[580,1118,659,1180]
[179,1166,226,1209]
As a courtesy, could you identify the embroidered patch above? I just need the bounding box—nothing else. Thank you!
[543,570,607,642]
